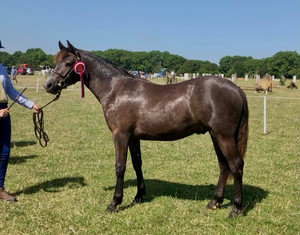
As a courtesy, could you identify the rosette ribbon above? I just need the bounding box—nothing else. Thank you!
[73,61,86,98]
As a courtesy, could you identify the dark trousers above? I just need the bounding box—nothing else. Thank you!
[0,103,11,188]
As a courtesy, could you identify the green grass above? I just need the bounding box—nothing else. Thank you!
[0,74,299,234]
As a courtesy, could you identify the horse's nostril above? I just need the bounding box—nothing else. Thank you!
[44,82,53,90]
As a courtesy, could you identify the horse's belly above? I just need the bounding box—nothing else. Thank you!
[135,122,208,141]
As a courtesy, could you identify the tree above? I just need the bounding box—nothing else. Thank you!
[11,51,23,66]
[41,54,55,68]
[164,54,186,72]
[1,48,299,78]
[13,48,48,69]
[219,56,254,77]
[219,56,233,76]
[0,52,12,66]
[177,60,200,74]
[199,61,219,75]
[176,60,219,75]
[256,58,270,76]
[268,51,300,78]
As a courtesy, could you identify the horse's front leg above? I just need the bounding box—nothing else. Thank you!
[106,132,129,212]
[129,138,146,204]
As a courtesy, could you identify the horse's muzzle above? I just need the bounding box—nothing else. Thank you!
[44,80,61,94]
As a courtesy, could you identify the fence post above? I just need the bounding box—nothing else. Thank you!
[263,95,267,134]
[36,78,39,93]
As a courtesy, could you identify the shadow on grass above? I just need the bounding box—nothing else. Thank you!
[104,179,268,216]
[11,141,37,148]
[9,155,38,164]
[13,177,87,196]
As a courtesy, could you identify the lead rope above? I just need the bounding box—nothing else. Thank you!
[33,90,61,147]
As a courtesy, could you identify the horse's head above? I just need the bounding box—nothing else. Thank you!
[44,41,82,94]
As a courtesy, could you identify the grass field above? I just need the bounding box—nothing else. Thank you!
[0,74,299,234]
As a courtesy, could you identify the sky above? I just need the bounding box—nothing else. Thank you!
[1,0,299,64]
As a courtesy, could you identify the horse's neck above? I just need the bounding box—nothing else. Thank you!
[83,54,125,105]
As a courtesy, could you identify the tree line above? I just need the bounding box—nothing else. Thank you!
[0,48,54,70]
[0,48,299,78]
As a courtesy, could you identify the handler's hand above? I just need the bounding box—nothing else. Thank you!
[32,104,41,113]
[0,108,9,118]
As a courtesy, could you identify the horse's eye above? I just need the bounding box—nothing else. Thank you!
[65,62,73,67]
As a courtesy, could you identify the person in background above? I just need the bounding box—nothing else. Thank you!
[10,65,17,83]
[0,40,40,202]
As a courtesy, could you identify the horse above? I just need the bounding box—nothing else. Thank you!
[287,82,298,89]
[44,41,249,218]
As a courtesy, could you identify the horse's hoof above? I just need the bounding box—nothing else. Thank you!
[106,204,118,213]
[131,197,143,206]
[205,200,221,210]
[228,207,244,218]
[134,195,144,204]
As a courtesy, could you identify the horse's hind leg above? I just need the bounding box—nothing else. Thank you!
[216,136,244,218]
[129,138,146,204]
[206,135,230,210]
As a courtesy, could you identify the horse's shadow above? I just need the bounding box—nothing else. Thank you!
[13,177,87,196]
[104,179,268,215]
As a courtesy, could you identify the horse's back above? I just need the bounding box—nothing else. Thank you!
[120,76,246,140]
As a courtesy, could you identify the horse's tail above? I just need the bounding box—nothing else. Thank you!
[237,96,249,160]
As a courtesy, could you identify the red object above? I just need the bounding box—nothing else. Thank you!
[17,64,34,75]
[73,61,86,98]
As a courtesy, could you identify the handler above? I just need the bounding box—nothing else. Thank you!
[0,40,40,201]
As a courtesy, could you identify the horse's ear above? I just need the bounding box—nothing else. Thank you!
[58,41,66,50]
[66,40,81,59]
[66,40,77,55]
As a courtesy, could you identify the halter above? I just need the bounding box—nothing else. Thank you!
[52,55,86,98]
[52,67,73,89]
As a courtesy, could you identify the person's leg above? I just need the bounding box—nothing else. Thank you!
[0,104,17,201]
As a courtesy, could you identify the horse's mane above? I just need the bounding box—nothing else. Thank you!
[86,51,134,77]
[54,49,134,78]
[54,49,70,64]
